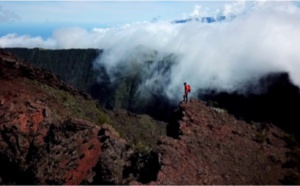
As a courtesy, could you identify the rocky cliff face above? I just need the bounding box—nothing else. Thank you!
[3,48,101,92]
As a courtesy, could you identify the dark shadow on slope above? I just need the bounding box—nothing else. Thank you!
[166,102,184,139]
[122,150,161,184]
[90,81,177,122]
[200,72,300,140]
[0,155,36,184]
[130,94,177,122]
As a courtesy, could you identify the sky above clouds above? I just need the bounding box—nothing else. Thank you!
[0,1,230,23]
[0,1,231,38]
[1,1,300,101]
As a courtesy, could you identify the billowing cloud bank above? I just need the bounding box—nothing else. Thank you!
[1,1,300,102]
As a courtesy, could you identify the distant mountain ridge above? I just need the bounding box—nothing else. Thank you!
[172,15,227,24]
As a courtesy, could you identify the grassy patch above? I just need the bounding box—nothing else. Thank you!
[24,78,165,151]
[109,110,167,148]
[26,78,109,125]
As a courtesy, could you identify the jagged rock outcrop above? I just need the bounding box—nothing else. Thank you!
[149,99,300,185]
[0,49,102,184]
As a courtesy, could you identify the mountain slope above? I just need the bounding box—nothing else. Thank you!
[0,49,162,184]
[149,100,300,185]
[0,49,110,184]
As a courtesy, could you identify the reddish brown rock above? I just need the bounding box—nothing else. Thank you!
[152,99,297,185]
[0,49,131,184]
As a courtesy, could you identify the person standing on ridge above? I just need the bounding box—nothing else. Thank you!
[183,82,191,103]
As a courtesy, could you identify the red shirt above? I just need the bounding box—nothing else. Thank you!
[184,84,190,94]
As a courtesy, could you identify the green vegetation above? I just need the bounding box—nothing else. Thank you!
[24,78,166,151]
[133,142,152,155]
[26,78,109,125]
[109,111,167,148]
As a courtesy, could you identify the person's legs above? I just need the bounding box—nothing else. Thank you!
[183,93,187,102]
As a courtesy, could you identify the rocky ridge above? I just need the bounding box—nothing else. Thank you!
[149,100,300,184]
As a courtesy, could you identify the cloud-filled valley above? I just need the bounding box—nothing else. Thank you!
[1,1,300,102]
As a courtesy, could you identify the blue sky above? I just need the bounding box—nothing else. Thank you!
[0,1,231,38]
[0,1,231,23]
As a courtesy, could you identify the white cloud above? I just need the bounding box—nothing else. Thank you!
[223,0,247,17]
[52,27,103,49]
[190,5,202,17]
[92,1,300,102]
[0,34,55,48]
[1,1,300,103]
